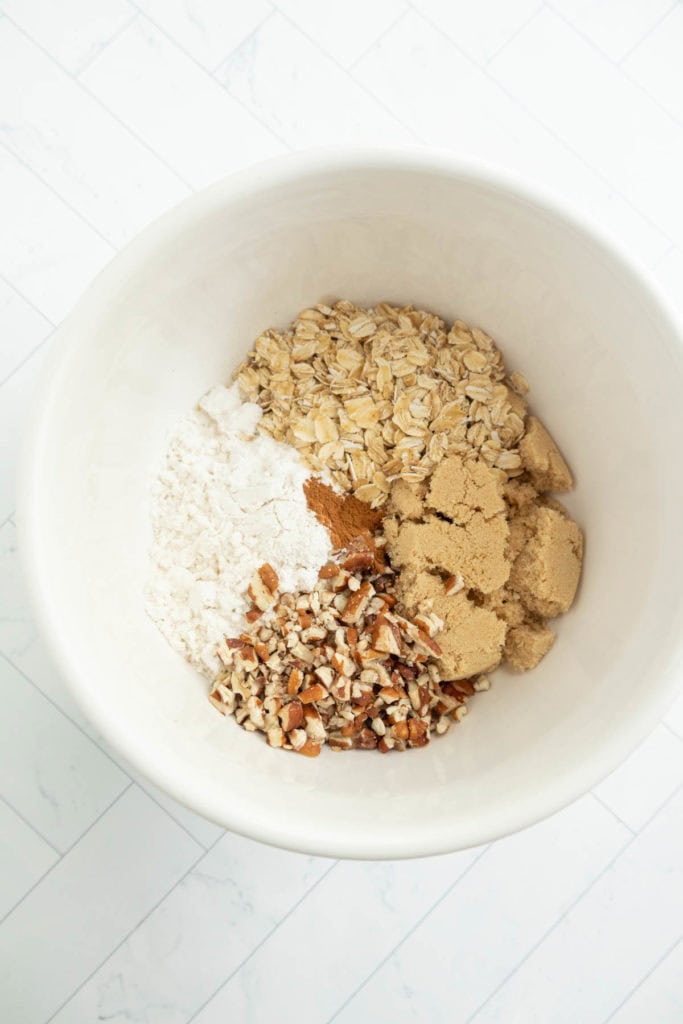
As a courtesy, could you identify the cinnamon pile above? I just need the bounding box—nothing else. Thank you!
[303,478,383,548]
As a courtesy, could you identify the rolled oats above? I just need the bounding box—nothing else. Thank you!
[235,301,528,506]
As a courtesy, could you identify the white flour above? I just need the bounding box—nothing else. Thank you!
[146,383,331,677]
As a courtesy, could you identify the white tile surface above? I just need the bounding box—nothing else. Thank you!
[594,725,683,831]
[0,278,52,384]
[609,939,683,1024]
[413,0,542,64]
[217,11,415,148]
[333,797,628,1024]
[623,4,683,122]
[548,0,676,62]
[1,4,682,1021]
[0,519,35,660]
[135,777,225,850]
[0,18,189,246]
[193,846,484,1023]
[0,654,128,851]
[0,798,57,919]
[490,8,683,249]
[0,786,201,1023]
[275,0,408,67]
[0,518,107,735]
[0,344,49,524]
[51,832,330,1023]
[471,787,683,1023]
[82,16,286,188]
[0,147,112,322]
[2,0,134,74]
[665,692,683,741]
[133,0,273,70]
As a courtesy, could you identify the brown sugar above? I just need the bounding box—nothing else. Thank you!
[505,622,556,671]
[304,477,383,548]
[388,479,425,521]
[426,454,505,523]
[398,570,507,678]
[509,505,583,617]
[519,416,573,492]
[385,447,583,678]
[387,513,510,595]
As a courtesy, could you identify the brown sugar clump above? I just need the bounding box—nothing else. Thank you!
[388,479,425,521]
[387,512,510,595]
[304,477,383,548]
[480,586,528,627]
[398,571,506,679]
[509,506,583,617]
[426,454,506,523]
[505,622,556,670]
[520,417,573,492]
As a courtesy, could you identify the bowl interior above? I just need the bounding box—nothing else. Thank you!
[23,157,683,857]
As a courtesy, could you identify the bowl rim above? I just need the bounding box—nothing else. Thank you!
[17,146,683,859]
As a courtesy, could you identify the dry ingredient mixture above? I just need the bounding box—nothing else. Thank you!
[148,301,584,755]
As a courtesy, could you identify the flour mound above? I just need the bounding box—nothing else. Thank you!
[146,384,331,677]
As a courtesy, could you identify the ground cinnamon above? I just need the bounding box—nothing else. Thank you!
[304,478,383,548]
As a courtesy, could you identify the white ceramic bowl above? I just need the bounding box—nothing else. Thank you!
[20,150,683,859]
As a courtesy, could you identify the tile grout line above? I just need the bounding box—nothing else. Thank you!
[3,12,196,195]
[549,5,683,131]
[0,783,133,927]
[621,66,683,132]
[465,782,683,1022]
[185,859,340,1023]
[208,6,277,75]
[482,2,544,64]
[0,650,216,853]
[134,786,224,852]
[408,4,676,255]
[0,327,55,390]
[0,136,116,251]
[0,273,57,328]
[616,0,678,65]
[124,0,294,153]
[601,935,682,1024]
[589,791,636,836]
[344,6,411,72]
[325,844,491,1024]
[274,7,421,142]
[661,720,683,744]
[71,11,139,77]
[42,829,217,1023]
[651,240,677,270]
[0,792,62,856]
[0,649,136,781]
[0,510,16,531]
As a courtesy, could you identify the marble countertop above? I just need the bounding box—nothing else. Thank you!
[1,1,683,1021]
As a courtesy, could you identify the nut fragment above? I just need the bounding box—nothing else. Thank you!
[372,615,401,655]
[341,581,373,624]
[248,563,280,611]
[279,701,304,732]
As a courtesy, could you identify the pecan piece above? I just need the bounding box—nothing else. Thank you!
[279,700,304,732]
[340,580,373,624]
[247,563,280,611]
[372,614,402,655]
